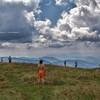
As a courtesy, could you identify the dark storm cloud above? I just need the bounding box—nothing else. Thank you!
[77,35,100,42]
[0,2,33,43]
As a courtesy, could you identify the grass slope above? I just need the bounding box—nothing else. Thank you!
[0,63,100,100]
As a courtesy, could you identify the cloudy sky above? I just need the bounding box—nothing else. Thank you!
[0,0,100,58]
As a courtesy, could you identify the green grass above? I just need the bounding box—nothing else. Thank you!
[0,63,100,100]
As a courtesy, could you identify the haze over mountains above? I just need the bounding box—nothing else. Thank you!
[0,56,100,68]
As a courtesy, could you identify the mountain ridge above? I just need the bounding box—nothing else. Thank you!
[0,56,99,68]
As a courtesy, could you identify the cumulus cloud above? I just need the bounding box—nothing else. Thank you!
[3,0,40,6]
[55,0,76,6]
[62,0,100,42]
[24,0,100,48]
[0,0,100,48]
[55,0,69,5]
[3,0,31,3]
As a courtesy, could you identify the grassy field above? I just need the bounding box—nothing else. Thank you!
[0,63,100,100]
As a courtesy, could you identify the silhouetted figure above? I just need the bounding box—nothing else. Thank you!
[8,56,12,63]
[64,60,67,67]
[75,61,78,68]
[1,57,3,63]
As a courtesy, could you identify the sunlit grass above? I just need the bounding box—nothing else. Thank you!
[0,63,100,100]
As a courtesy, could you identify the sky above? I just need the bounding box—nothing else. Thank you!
[0,0,100,58]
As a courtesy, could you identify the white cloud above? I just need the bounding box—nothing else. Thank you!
[2,0,41,9]
[34,19,52,31]
[1,0,100,48]
[55,0,100,42]
[3,0,33,5]
[24,11,35,25]
[24,0,100,48]
[4,0,30,2]
[1,42,11,47]
[3,0,31,5]
[55,0,69,5]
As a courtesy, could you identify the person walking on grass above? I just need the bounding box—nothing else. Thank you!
[37,59,46,84]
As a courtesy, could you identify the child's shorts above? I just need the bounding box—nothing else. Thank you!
[38,70,45,79]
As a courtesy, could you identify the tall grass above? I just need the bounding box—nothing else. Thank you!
[0,63,100,100]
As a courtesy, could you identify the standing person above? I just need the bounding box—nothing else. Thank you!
[1,57,3,63]
[8,56,12,63]
[64,60,67,68]
[37,59,46,84]
[75,61,78,68]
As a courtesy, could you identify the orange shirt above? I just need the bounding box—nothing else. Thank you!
[37,64,45,78]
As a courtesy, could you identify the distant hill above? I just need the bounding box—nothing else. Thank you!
[0,56,99,68]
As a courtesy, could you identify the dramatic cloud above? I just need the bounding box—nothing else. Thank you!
[0,0,41,43]
[24,0,100,48]
[0,0,100,49]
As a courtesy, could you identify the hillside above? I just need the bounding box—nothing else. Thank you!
[0,63,100,100]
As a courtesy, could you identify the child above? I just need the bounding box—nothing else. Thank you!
[37,59,45,84]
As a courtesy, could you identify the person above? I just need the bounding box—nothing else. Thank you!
[64,60,67,67]
[37,59,46,84]
[8,56,12,63]
[75,61,78,68]
[1,57,3,63]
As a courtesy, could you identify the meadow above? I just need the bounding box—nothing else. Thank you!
[0,63,100,100]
